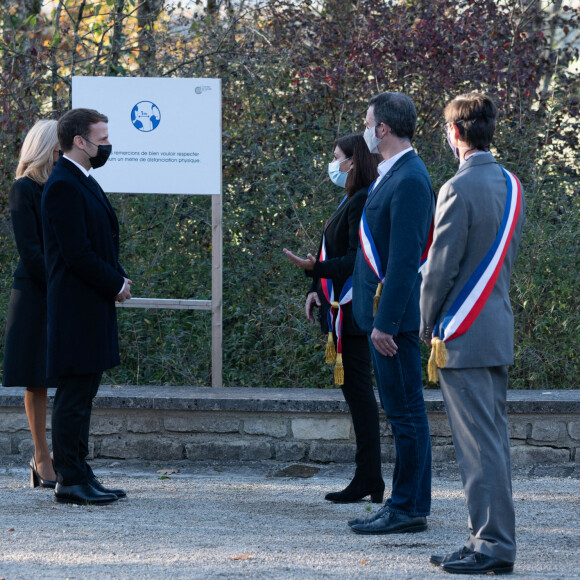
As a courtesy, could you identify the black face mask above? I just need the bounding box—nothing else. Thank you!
[85,139,112,169]
[53,150,63,167]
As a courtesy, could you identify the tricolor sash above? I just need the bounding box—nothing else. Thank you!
[319,230,352,386]
[359,193,435,315]
[428,167,523,382]
[419,219,434,272]
[319,195,352,385]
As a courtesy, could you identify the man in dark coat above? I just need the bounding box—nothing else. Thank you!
[42,108,131,505]
[348,92,434,534]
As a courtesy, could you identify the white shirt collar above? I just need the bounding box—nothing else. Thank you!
[373,146,414,189]
[63,154,91,178]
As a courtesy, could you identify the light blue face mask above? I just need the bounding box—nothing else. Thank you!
[328,158,351,188]
[446,127,460,160]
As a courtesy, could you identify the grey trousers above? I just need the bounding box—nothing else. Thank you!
[439,365,516,562]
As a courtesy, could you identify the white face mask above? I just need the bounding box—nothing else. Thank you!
[364,124,382,154]
[328,158,350,188]
[446,129,460,160]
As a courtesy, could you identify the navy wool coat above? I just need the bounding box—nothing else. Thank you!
[42,157,127,378]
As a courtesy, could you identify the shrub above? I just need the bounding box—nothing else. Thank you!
[0,0,578,388]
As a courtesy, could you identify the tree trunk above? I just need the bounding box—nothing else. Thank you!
[137,0,164,76]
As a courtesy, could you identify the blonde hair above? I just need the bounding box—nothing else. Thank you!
[15,119,59,185]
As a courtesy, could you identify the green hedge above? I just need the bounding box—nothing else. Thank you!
[1,0,578,388]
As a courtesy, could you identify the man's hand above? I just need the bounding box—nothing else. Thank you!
[283,248,316,271]
[371,328,398,357]
[305,291,321,323]
[115,278,132,303]
[421,338,432,347]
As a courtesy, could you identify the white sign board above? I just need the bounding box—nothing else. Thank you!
[72,77,221,195]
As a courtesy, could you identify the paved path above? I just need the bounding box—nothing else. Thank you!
[1,459,579,579]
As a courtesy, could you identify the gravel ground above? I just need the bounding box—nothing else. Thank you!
[0,459,579,579]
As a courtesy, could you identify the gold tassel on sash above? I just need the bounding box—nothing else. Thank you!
[325,332,336,364]
[326,302,339,363]
[372,282,383,317]
[334,352,344,386]
[428,337,447,383]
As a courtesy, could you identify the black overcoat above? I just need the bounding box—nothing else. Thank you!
[3,177,50,387]
[41,157,127,378]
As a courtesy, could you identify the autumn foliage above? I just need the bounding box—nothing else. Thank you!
[1,0,578,388]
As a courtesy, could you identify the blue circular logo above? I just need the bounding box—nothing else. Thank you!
[131,101,161,132]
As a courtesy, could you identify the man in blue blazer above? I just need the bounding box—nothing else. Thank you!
[348,93,434,534]
[42,108,131,505]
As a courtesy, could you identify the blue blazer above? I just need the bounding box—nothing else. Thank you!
[42,157,127,378]
[352,151,434,335]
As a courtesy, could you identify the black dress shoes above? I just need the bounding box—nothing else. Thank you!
[350,510,427,535]
[325,478,384,503]
[54,482,118,505]
[348,503,390,527]
[429,547,474,566]
[89,476,127,498]
[442,552,514,575]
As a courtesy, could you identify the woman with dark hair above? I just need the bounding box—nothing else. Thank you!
[3,120,60,488]
[284,134,384,503]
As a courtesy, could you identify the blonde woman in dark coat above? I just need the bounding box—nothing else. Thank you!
[3,120,60,488]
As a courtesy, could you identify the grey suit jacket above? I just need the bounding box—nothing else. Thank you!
[420,153,525,368]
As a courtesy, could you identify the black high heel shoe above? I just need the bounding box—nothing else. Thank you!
[325,478,385,503]
[30,457,57,489]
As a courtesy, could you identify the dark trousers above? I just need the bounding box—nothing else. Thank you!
[368,331,431,516]
[340,333,382,484]
[52,372,101,486]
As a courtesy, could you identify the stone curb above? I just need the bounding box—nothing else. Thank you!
[2,385,578,413]
[1,387,579,464]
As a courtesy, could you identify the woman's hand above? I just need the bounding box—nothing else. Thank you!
[305,292,321,323]
[283,248,316,271]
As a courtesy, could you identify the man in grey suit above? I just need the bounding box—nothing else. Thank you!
[420,93,525,575]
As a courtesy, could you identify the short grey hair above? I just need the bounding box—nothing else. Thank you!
[369,92,417,141]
